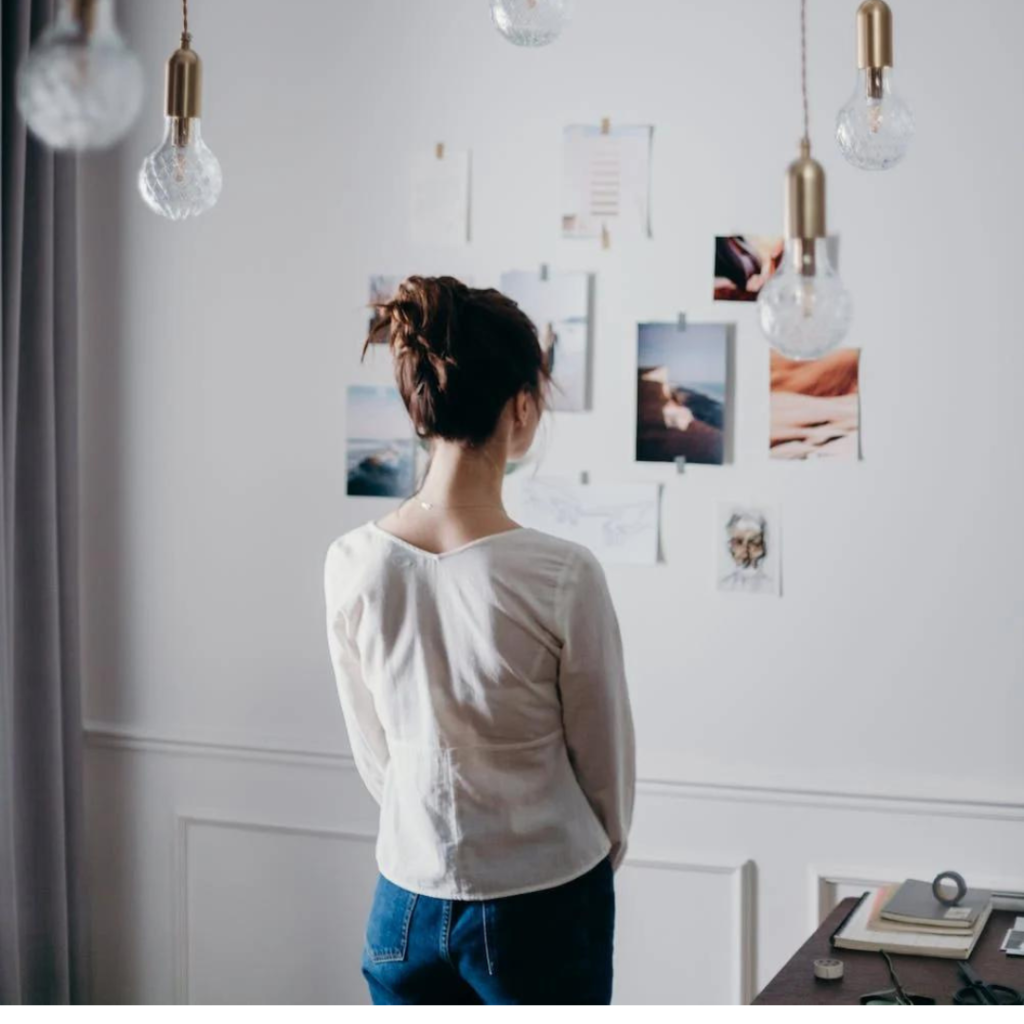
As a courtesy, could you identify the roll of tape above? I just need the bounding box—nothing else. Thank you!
[814,957,845,981]
[932,870,968,906]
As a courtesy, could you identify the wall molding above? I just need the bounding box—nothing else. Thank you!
[85,720,1024,824]
[172,810,754,1005]
[623,854,756,1004]
[173,812,377,1004]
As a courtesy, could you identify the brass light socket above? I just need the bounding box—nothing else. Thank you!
[165,33,203,121]
[786,140,827,244]
[857,0,894,70]
[70,0,98,36]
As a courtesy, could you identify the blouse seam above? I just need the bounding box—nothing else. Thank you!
[553,545,582,645]
[385,727,564,752]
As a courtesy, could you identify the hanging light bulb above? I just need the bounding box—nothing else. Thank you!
[16,0,143,151]
[758,140,853,360]
[836,0,914,170]
[138,1,222,221]
[491,0,571,47]
[759,0,852,360]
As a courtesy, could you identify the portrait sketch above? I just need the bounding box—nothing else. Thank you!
[717,504,781,597]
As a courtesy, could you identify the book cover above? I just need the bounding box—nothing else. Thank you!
[882,878,992,928]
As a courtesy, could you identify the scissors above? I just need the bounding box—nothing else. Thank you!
[953,961,1024,1005]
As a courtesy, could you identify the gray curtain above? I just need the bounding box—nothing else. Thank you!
[1,0,89,1005]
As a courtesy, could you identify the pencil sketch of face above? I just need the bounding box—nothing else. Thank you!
[727,513,767,570]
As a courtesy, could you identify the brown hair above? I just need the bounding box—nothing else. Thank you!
[364,276,549,446]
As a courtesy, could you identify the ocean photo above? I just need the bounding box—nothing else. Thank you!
[345,385,416,497]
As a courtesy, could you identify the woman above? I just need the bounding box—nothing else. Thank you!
[323,276,635,1005]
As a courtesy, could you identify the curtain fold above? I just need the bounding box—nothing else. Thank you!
[1,0,89,1004]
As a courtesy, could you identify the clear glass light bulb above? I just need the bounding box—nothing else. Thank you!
[16,0,143,151]
[138,117,223,221]
[758,239,853,360]
[836,67,914,170]
[491,0,571,47]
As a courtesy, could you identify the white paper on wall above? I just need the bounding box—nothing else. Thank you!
[562,124,653,242]
[410,148,470,245]
[504,477,660,566]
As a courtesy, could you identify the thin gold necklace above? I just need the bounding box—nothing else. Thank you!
[410,495,505,512]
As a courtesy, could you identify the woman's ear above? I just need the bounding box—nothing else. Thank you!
[514,389,530,428]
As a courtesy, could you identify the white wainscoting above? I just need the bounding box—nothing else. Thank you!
[83,722,1024,1005]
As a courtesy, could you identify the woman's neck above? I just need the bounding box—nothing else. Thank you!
[416,440,507,509]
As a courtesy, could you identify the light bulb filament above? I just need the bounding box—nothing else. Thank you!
[793,238,817,277]
[866,66,884,100]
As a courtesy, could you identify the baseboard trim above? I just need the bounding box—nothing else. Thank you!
[83,720,1024,823]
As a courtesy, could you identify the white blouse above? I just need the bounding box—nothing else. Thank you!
[323,521,636,900]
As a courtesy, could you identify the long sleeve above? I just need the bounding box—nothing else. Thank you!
[556,548,636,870]
[324,545,390,804]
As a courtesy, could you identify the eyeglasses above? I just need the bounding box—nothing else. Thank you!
[953,961,1023,1006]
[858,950,936,1006]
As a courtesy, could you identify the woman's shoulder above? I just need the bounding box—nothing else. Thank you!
[507,528,603,583]
[323,522,383,606]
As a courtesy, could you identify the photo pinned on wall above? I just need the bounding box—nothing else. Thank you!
[410,145,470,246]
[770,349,861,461]
[635,321,729,466]
[367,275,401,334]
[562,123,653,243]
[500,269,591,412]
[346,385,416,498]
[714,235,785,301]
[717,504,781,597]
[504,477,660,566]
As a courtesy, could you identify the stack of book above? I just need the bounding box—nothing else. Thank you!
[834,879,994,959]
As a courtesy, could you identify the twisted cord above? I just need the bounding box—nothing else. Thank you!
[183,0,189,38]
[800,0,810,144]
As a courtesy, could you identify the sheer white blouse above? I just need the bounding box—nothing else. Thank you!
[323,521,636,900]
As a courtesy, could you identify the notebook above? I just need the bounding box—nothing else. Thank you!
[833,888,993,959]
[882,878,992,928]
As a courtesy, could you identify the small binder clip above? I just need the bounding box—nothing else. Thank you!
[600,117,611,135]
[674,456,687,474]
[539,263,549,281]
[601,223,611,249]
[580,470,590,485]
[435,142,445,160]
[677,312,687,331]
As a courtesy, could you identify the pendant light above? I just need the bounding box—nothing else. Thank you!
[836,1,915,170]
[138,0,223,220]
[491,0,571,47]
[758,0,852,361]
[16,0,143,151]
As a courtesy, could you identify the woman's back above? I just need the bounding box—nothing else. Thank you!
[324,520,634,899]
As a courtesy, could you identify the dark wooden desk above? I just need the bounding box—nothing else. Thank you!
[754,897,1024,1005]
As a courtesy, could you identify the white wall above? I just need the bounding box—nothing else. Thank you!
[79,0,1024,1004]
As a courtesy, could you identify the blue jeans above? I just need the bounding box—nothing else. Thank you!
[361,855,615,1004]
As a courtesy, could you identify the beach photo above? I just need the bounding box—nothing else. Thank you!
[770,349,860,460]
[501,269,591,412]
[345,385,416,497]
[714,235,785,301]
[635,322,728,465]
[717,504,781,596]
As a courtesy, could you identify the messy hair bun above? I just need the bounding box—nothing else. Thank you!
[364,276,548,446]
